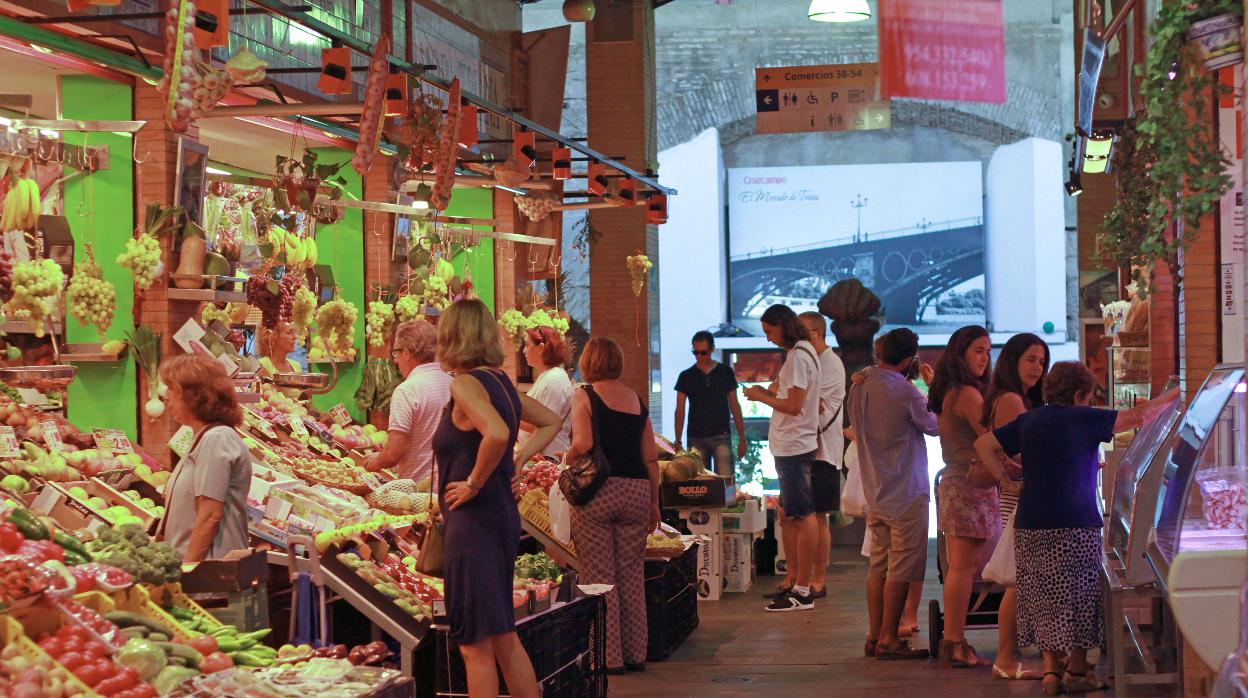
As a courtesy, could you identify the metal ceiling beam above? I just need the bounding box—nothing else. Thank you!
[16,5,314,24]
[244,0,674,195]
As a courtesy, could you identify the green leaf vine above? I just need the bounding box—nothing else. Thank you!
[1098,0,1241,297]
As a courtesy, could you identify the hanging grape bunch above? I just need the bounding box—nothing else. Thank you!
[278,271,303,324]
[0,248,14,303]
[200,302,230,327]
[7,259,64,337]
[245,275,282,327]
[226,329,246,353]
[395,294,423,324]
[67,245,117,339]
[366,300,395,348]
[626,253,652,297]
[315,297,358,358]
[117,232,162,290]
[291,285,317,340]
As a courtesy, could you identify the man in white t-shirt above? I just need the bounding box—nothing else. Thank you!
[744,304,822,611]
[364,320,451,482]
[799,311,845,598]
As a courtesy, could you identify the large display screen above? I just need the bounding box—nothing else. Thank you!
[727,162,985,336]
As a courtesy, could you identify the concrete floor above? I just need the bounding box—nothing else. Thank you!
[609,545,1177,698]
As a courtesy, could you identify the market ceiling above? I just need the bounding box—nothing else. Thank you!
[0,0,674,196]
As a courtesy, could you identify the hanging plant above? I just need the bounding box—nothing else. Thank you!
[1099,0,1242,297]
[274,151,348,215]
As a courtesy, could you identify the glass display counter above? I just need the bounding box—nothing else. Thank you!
[1107,397,1184,587]
[1146,363,1247,669]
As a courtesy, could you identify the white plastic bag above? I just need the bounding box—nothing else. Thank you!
[983,509,1016,586]
[548,481,573,544]
[841,442,868,518]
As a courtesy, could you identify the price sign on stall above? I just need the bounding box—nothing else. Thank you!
[0,427,20,459]
[92,428,134,455]
[41,422,63,452]
[328,404,353,427]
[287,416,307,438]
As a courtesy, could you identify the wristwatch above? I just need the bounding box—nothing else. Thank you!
[465,476,482,491]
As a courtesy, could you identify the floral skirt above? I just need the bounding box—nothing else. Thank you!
[937,473,1000,539]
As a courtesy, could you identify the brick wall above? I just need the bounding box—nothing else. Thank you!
[134,84,199,461]
[1177,214,1220,398]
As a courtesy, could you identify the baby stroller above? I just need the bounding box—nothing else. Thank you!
[927,468,1006,658]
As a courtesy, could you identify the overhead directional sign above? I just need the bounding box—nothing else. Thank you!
[754,63,891,134]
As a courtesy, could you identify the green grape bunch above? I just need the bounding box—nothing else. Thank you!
[292,286,317,340]
[395,294,423,324]
[201,303,230,327]
[67,255,117,338]
[7,259,64,337]
[365,300,395,348]
[117,233,162,290]
[315,298,359,356]
[421,275,450,311]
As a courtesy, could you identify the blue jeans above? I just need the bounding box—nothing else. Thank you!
[689,434,734,480]
[775,450,817,519]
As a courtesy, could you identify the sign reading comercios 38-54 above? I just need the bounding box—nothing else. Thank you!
[754,63,891,135]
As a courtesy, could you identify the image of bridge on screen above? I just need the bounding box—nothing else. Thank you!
[727,161,985,337]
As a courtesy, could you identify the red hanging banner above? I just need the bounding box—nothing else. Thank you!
[877,0,1006,104]
[457,104,479,147]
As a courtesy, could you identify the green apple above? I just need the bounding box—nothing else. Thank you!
[138,498,155,509]
[134,463,152,478]
[1,475,28,494]
[113,514,144,528]
[68,486,89,500]
[123,490,141,501]
[86,496,108,510]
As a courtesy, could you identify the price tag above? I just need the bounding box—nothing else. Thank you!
[288,416,307,437]
[313,514,336,532]
[361,471,382,491]
[169,426,195,458]
[264,496,293,522]
[41,422,63,452]
[92,428,133,455]
[0,426,20,459]
[328,404,352,427]
[244,407,278,440]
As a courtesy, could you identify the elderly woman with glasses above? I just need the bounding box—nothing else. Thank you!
[364,320,452,481]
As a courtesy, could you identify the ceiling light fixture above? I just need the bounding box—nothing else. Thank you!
[1082,131,1116,174]
[808,0,871,23]
[412,183,432,210]
[205,166,232,176]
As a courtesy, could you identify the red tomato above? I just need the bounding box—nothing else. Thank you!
[82,640,109,658]
[75,663,104,687]
[58,651,89,671]
[60,636,83,655]
[94,675,132,696]
[188,635,218,655]
[0,522,24,551]
[37,636,62,656]
[112,666,140,688]
[199,652,233,674]
[67,625,92,642]
[91,658,116,680]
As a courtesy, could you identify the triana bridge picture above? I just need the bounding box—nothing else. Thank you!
[727,162,986,336]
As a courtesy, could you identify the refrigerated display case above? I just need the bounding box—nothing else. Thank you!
[1107,397,1185,587]
[1146,364,1248,668]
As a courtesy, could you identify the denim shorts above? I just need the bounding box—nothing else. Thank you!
[775,450,817,519]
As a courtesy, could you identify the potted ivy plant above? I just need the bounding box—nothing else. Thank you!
[274,151,348,221]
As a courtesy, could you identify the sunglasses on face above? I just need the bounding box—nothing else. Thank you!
[692,350,711,356]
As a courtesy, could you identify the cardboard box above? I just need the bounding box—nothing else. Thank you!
[722,498,765,533]
[722,533,756,593]
[692,533,724,601]
[661,476,735,508]
[180,549,268,594]
[679,507,722,536]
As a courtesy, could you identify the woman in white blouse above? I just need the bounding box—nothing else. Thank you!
[520,326,573,455]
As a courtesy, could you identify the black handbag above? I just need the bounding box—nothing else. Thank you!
[558,385,612,505]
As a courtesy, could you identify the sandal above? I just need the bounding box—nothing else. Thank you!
[1063,671,1106,693]
[937,639,983,668]
[864,638,877,657]
[899,625,920,638]
[874,639,929,661]
[993,662,1041,680]
[1042,672,1066,696]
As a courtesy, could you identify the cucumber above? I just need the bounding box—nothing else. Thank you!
[153,642,201,669]
[148,632,170,643]
[52,530,88,558]
[103,611,175,637]
[7,508,47,540]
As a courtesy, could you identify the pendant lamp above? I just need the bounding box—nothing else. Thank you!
[808,0,871,22]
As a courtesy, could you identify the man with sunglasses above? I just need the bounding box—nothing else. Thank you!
[364,320,451,482]
[674,331,747,479]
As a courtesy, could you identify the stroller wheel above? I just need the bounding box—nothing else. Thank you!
[928,599,944,658]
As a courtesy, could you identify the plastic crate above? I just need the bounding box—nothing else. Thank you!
[3,610,102,697]
[144,582,222,633]
[75,587,196,643]
[433,594,607,697]
[644,543,699,662]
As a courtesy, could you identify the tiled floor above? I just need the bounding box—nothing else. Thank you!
[608,545,1176,698]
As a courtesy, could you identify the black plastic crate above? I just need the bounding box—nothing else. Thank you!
[644,544,700,662]
[434,593,606,697]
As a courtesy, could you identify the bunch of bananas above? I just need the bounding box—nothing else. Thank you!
[270,227,318,270]
[0,178,40,231]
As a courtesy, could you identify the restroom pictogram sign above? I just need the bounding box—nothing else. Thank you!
[754,63,891,134]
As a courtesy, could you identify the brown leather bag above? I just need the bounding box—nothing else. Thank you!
[414,415,445,576]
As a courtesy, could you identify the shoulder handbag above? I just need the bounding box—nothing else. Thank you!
[558,385,612,506]
[965,400,999,488]
[413,446,445,575]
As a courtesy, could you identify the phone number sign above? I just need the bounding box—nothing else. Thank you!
[878,0,1006,104]
[754,63,891,135]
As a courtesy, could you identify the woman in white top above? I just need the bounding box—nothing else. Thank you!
[520,326,573,454]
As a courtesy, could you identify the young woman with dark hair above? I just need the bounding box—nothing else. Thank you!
[981,333,1050,681]
[928,325,1000,669]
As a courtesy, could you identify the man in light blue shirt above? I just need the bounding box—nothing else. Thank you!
[847,328,937,660]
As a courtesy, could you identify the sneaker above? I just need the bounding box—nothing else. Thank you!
[764,589,814,612]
